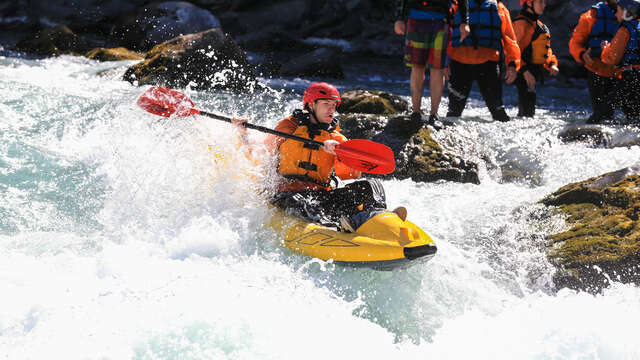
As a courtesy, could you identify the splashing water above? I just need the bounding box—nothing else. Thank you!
[1,55,640,359]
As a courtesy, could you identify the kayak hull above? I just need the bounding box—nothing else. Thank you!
[270,210,437,270]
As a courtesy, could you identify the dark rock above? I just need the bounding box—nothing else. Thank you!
[558,125,612,147]
[541,165,640,292]
[112,1,221,51]
[339,89,408,116]
[13,25,90,56]
[337,90,480,184]
[85,47,144,61]
[280,47,344,79]
[123,28,255,92]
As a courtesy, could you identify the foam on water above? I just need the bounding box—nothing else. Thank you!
[2,55,640,359]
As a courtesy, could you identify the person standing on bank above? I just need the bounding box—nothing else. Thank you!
[446,0,521,122]
[601,0,640,122]
[570,0,618,124]
[513,0,559,118]
[394,0,470,129]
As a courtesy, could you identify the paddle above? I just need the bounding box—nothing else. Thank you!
[137,86,396,175]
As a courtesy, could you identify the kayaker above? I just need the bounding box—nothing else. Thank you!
[513,0,559,117]
[446,0,521,122]
[601,0,640,122]
[569,0,618,124]
[233,82,394,232]
[393,0,470,129]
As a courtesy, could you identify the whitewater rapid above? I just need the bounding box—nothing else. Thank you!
[1,55,640,359]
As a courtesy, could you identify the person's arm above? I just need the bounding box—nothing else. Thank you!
[331,132,362,180]
[544,45,559,74]
[264,117,298,153]
[569,10,596,64]
[393,0,408,35]
[601,26,631,66]
[457,0,469,24]
[499,4,521,71]
[394,0,408,21]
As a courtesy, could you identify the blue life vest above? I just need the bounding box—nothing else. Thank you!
[587,2,618,58]
[621,20,640,66]
[452,0,502,50]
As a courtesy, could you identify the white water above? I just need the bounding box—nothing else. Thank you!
[1,55,640,359]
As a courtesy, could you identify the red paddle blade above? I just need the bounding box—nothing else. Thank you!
[335,139,396,175]
[137,86,200,117]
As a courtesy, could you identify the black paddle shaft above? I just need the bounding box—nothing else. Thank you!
[200,110,324,147]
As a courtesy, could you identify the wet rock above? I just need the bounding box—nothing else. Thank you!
[85,47,144,61]
[112,1,221,51]
[279,47,344,79]
[2,0,146,31]
[13,25,91,56]
[337,89,479,184]
[541,165,640,292]
[558,125,612,147]
[339,89,407,116]
[123,28,255,92]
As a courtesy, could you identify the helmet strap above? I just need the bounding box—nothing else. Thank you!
[622,9,634,21]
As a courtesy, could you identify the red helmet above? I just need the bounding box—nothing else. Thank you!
[303,82,341,108]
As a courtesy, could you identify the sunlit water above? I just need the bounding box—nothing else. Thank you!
[1,53,640,359]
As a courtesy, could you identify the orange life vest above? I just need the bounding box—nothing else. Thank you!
[277,113,338,188]
[520,18,551,65]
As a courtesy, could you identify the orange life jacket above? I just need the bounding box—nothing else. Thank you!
[277,112,338,189]
[516,15,551,65]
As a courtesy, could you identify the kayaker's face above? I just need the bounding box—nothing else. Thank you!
[310,99,338,124]
[533,0,545,14]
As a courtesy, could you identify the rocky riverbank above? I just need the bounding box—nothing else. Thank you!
[1,0,600,83]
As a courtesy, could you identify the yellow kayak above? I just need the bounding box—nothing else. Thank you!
[270,210,437,270]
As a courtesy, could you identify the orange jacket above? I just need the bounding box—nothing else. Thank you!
[601,26,632,67]
[513,12,558,72]
[450,2,521,69]
[266,114,361,192]
[569,8,616,77]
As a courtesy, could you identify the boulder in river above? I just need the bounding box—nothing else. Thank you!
[123,28,255,92]
[337,89,480,184]
[541,165,640,292]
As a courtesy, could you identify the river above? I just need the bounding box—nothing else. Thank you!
[1,52,640,359]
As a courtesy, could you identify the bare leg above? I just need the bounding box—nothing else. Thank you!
[410,65,426,113]
[430,68,445,115]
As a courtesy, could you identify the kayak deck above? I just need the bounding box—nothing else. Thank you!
[271,210,437,270]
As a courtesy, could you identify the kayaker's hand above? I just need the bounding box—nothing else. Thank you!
[581,49,594,67]
[394,20,406,35]
[505,65,517,84]
[231,117,249,142]
[322,139,340,155]
[549,64,559,77]
[459,23,470,42]
[601,40,609,50]
[523,70,536,90]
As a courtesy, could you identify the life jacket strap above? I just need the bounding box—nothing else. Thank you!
[298,161,318,171]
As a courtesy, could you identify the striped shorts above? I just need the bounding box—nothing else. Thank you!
[404,18,452,69]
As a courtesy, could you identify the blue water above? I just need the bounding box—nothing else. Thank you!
[1,53,640,359]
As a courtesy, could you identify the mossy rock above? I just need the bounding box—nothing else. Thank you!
[85,47,144,61]
[339,89,408,116]
[542,166,640,292]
